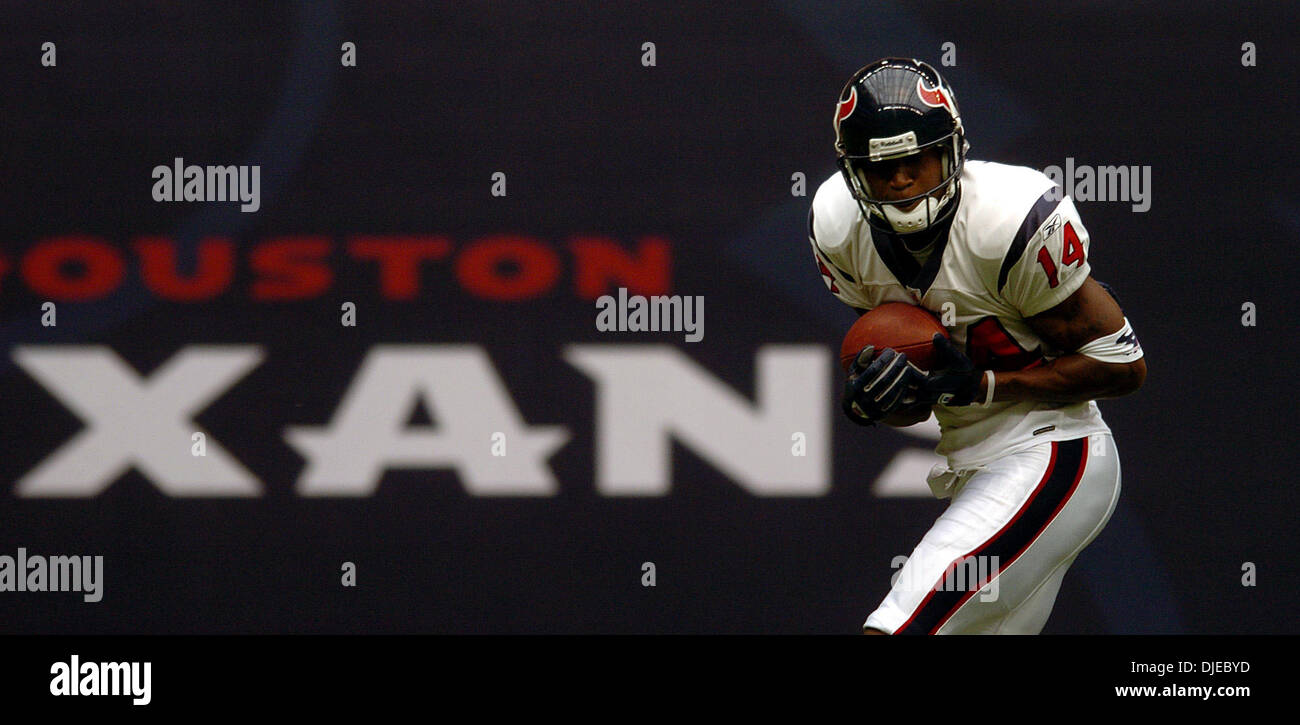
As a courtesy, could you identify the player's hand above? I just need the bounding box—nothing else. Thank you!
[914,334,985,407]
[842,345,926,426]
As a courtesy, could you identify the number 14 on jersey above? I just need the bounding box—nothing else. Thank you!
[1036,221,1085,288]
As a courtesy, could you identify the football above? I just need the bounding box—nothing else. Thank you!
[839,302,950,373]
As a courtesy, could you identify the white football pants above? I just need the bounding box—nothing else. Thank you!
[864,434,1121,634]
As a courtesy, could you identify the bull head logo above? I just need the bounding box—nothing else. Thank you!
[916,78,955,116]
[834,87,858,135]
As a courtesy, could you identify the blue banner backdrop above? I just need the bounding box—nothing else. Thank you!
[0,1,1294,633]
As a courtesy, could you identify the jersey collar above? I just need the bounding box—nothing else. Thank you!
[868,187,960,297]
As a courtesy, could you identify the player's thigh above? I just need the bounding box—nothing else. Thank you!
[866,442,1057,634]
[877,435,1119,634]
[940,435,1121,634]
[941,553,1074,635]
[997,554,1075,635]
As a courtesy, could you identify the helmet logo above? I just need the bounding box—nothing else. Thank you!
[833,87,858,135]
[916,78,955,116]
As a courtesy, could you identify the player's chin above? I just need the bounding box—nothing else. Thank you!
[887,194,940,214]
[881,404,932,428]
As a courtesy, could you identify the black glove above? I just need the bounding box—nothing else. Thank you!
[914,334,985,407]
[842,345,926,426]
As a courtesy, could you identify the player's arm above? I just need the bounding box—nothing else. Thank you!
[981,276,1145,404]
[916,277,1145,408]
[915,194,1145,409]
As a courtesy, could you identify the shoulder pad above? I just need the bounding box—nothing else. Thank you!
[956,161,1058,262]
[810,173,860,256]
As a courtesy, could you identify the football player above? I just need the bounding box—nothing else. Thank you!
[809,58,1146,634]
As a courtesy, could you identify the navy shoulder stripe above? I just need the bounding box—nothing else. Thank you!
[998,190,1059,292]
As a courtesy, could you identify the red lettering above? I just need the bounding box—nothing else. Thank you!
[347,236,452,300]
[22,237,125,301]
[455,236,559,300]
[1061,222,1085,267]
[815,255,840,294]
[135,237,234,301]
[250,237,333,300]
[6,234,673,303]
[1036,246,1059,289]
[568,236,671,299]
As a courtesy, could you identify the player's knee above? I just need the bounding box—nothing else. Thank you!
[862,626,889,635]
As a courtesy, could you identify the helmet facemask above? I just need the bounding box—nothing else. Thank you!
[838,131,966,236]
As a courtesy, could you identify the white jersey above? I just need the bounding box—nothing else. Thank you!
[810,160,1111,468]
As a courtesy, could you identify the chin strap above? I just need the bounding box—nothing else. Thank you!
[880,181,957,233]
